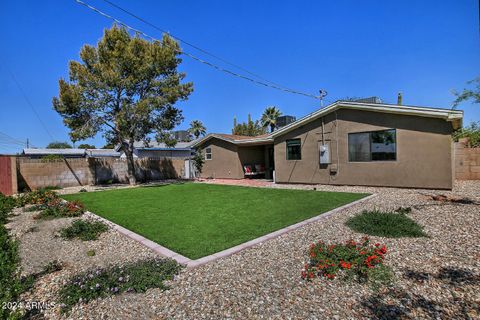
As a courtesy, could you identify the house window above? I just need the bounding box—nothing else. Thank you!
[286,139,301,160]
[205,147,212,160]
[348,129,396,162]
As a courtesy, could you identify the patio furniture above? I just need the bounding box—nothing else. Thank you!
[244,164,266,178]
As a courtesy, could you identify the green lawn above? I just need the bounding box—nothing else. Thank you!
[63,183,368,259]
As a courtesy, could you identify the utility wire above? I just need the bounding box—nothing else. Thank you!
[2,65,56,141]
[75,0,320,100]
[0,131,26,145]
[100,0,298,91]
[0,140,25,147]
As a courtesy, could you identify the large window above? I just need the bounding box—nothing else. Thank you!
[286,139,301,160]
[348,129,396,162]
[205,147,212,160]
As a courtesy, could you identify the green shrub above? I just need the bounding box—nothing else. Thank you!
[41,154,64,161]
[346,208,427,238]
[42,186,62,191]
[0,217,22,319]
[60,220,108,241]
[58,259,181,312]
[452,121,480,147]
[0,193,17,224]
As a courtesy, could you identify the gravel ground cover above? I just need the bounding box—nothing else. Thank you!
[6,180,480,319]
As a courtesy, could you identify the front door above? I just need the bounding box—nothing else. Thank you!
[267,147,275,180]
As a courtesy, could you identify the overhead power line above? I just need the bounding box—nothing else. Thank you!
[1,65,56,141]
[75,0,320,100]
[0,131,26,146]
[100,0,296,91]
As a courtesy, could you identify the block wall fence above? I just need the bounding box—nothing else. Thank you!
[16,157,186,190]
[454,140,480,180]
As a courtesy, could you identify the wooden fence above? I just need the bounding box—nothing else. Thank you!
[0,156,17,195]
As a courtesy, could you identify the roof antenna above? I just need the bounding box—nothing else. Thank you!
[319,89,328,108]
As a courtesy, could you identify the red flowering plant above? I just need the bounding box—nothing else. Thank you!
[301,237,392,287]
[34,198,85,219]
[17,189,58,207]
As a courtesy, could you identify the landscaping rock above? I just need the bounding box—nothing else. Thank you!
[7,180,480,319]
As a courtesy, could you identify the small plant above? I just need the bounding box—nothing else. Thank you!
[86,250,96,257]
[79,188,87,193]
[192,150,205,176]
[41,260,63,274]
[42,185,62,191]
[346,208,427,238]
[302,238,393,289]
[60,220,108,241]
[58,259,181,312]
[26,226,39,233]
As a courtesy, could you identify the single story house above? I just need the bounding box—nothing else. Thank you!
[22,148,120,158]
[192,101,463,189]
[117,140,196,159]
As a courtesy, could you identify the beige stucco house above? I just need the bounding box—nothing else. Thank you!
[192,101,463,189]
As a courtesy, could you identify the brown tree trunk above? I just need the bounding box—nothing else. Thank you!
[123,142,137,185]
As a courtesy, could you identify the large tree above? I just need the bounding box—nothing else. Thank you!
[453,77,480,108]
[261,106,282,133]
[47,141,72,149]
[53,25,193,184]
[188,120,206,139]
[232,114,267,136]
[77,143,96,149]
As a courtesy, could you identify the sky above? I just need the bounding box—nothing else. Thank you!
[0,0,479,153]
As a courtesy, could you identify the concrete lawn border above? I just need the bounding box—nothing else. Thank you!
[83,193,377,268]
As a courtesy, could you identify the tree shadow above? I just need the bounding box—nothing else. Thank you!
[360,267,480,319]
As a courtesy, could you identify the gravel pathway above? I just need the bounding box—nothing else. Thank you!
[7,181,480,319]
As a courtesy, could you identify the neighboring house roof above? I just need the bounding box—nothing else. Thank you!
[23,148,86,156]
[115,139,199,152]
[133,140,196,151]
[191,101,464,147]
[85,149,121,157]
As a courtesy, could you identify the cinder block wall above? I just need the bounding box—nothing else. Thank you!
[454,141,480,180]
[18,158,93,189]
[17,157,186,190]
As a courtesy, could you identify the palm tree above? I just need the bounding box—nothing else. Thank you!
[261,106,282,133]
[189,120,207,139]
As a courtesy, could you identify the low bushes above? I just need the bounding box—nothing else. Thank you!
[33,199,84,220]
[302,238,393,289]
[14,188,85,219]
[60,220,108,241]
[346,208,427,238]
[16,189,58,207]
[58,259,181,312]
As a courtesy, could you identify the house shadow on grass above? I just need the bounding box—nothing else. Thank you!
[360,267,480,319]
